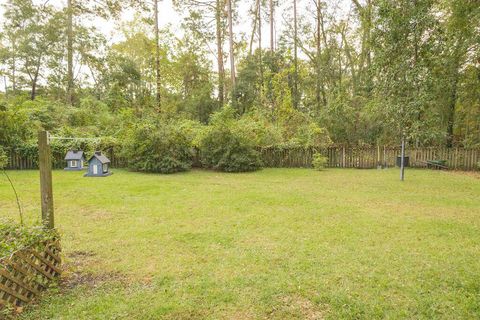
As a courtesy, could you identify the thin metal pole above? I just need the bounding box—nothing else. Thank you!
[400,136,405,181]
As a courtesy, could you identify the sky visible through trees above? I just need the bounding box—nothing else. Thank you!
[0,0,479,150]
[0,0,351,87]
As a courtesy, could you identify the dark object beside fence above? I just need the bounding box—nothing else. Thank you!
[396,156,410,167]
[0,240,61,312]
[424,160,448,170]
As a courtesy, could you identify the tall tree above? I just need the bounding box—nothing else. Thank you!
[293,0,299,109]
[227,0,236,89]
[66,0,74,104]
[63,0,128,105]
[313,0,326,109]
[1,0,63,100]
[173,0,226,107]
[439,0,480,147]
[154,0,161,110]
[258,0,264,99]
[270,0,274,51]
[216,0,226,106]
[373,0,437,175]
[351,0,373,92]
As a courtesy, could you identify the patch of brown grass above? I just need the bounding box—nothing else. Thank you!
[267,295,329,320]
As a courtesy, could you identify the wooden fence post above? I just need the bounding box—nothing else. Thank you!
[38,131,54,229]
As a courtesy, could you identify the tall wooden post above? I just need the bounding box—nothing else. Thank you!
[38,131,54,229]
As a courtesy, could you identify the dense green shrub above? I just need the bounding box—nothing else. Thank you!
[199,107,262,172]
[312,153,328,170]
[124,121,193,173]
[236,113,283,147]
[0,219,57,258]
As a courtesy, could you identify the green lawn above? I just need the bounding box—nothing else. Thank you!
[1,168,479,319]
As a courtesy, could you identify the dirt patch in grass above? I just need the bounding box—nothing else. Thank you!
[64,250,97,270]
[61,250,128,291]
[67,250,97,259]
[61,270,127,291]
[268,295,329,320]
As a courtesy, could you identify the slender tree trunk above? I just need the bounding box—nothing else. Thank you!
[270,0,274,51]
[249,0,260,56]
[10,36,17,94]
[27,57,41,101]
[215,0,225,106]
[258,0,263,98]
[11,53,16,93]
[66,0,74,105]
[293,0,298,109]
[446,74,459,148]
[341,28,357,95]
[31,77,37,100]
[227,0,236,88]
[154,0,161,111]
[315,0,321,110]
[365,0,372,73]
[338,40,343,91]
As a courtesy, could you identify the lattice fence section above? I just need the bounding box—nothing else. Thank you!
[0,240,61,311]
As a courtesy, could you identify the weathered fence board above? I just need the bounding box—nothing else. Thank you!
[6,147,480,171]
[259,146,480,170]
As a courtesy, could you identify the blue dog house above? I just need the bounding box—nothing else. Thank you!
[84,151,112,177]
[64,150,85,171]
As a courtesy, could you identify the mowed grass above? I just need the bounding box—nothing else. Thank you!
[1,168,479,319]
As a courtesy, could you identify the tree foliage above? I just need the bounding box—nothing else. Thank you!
[199,107,263,172]
[123,121,194,174]
[0,0,479,164]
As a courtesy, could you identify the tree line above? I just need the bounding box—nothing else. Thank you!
[0,0,479,150]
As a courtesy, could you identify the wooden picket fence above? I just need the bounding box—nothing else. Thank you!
[6,146,480,171]
[260,146,480,170]
[6,149,127,170]
[0,240,61,312]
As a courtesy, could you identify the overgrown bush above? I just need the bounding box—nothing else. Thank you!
[199,107,262,172]
[312,153,328,170]
[0,219,57,258]
[123,121,193,173]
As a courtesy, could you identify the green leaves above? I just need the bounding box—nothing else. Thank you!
[124,120,194,174]
[312,152,328,170]
[0,147,7,169]
[199,108,263,172]
[0,219,57,258]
